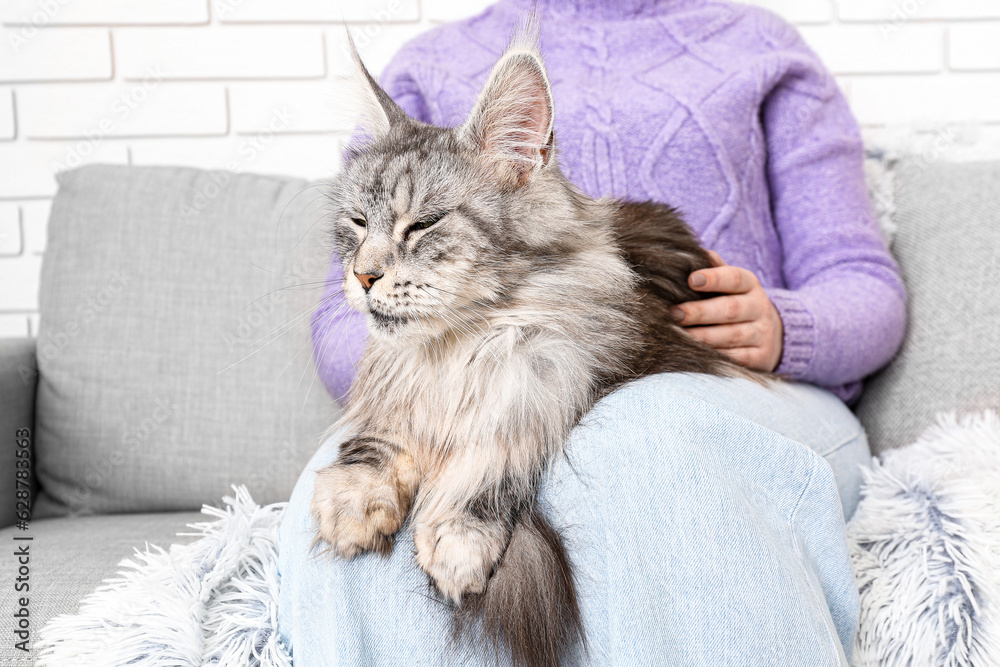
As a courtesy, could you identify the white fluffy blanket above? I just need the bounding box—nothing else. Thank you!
[35,487,291,667]
[848,411,1000,667]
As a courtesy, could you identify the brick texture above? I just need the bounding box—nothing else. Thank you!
[838,0,1000,22]
[0,0,998,329]
[114,27,326,80]
[229,82,347,134]
[0,89,14,139]
[19,200,50,256]
[215,0,419,23]
[0,255,42,311]
[1,0,209,25]
[751,0,832,24]
[800,24,945,74]
[130,134,342,181]
[0,141,129,198]
[849,73,1000,125]
[18,83,229,137]
[0,204,21,256]
[330,24,433,76]
[423,0,492,23]
[0,28,111,82]
[950,23,1000,70]
[0,314,30,337]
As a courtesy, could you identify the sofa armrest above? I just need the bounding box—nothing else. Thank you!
[0,338,37,529]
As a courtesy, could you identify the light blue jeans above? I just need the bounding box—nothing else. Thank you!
[277,374,869,666]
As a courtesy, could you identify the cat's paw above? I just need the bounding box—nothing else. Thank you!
[311,462,408,558]
[413,512,508,605]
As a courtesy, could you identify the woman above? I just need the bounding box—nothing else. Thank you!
[278,0,906,663]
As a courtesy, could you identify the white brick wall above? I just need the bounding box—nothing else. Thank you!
[950,23,1000,70]
[1,0,998,334]
[1,0,210,25]
[115,27,327,80]
[836,0,1000,22]
[0,204,21,256]
[19,82,230,137]
[0,28,112,81]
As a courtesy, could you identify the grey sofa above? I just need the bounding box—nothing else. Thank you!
[1,157,998,665]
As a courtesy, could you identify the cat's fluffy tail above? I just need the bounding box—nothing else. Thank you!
[457,506,584,667]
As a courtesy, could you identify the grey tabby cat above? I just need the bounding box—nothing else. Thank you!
[311,28,762,667]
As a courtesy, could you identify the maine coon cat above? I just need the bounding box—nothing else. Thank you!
[311,28,763,667]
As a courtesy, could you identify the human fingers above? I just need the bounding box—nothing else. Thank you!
[689,264,758,294]
[683,321,765,349]
[671,293,763,326]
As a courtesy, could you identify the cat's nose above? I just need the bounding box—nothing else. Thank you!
[354,271,383,293]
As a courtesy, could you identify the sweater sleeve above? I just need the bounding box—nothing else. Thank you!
[311,48,438,400]
[760,41,907,403]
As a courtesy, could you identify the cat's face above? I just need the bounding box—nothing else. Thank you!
[332,130,516,340]
[332,38,555,343]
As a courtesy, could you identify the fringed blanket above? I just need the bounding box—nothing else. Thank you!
[848,411,1000,667]
[35,487,291,667]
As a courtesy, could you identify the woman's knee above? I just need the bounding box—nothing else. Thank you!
[279,431,345,547]
[559,375,841,526]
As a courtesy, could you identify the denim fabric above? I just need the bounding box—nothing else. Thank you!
[278,374,867,666]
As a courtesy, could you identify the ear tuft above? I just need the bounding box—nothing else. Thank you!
[462,23,554,187]
[340,30,407,141]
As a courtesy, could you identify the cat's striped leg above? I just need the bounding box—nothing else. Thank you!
[412,465,528,604]
[311,435,419,558]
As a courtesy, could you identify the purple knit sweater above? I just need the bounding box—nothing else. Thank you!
[312,0,907,404]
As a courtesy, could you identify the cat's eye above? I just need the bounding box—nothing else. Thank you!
[350,216,367,228]
[408,211,447,234]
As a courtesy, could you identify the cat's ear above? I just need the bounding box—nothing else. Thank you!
[344,32,407,140]
[462,34,554,188]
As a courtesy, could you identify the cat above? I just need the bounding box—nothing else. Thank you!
[311,26,764,667]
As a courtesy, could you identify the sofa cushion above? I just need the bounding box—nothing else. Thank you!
[35,165,339,515]
[854,158,1000,454]
[0,511,202,665]
[0,339,37,529]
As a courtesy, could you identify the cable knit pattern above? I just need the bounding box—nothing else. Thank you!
[311,0,906,404]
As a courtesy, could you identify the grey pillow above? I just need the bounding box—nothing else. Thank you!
[35,165,341,515]
[855,158,1000,455]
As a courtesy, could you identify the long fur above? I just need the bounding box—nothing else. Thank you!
[311,26,766,667]
[848,411,1000,667]
[457,507,583,667]
[34,486,289,667]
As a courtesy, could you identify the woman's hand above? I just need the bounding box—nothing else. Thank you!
[670,251,784,372]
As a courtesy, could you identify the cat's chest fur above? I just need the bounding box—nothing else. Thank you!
[341,311,615,461]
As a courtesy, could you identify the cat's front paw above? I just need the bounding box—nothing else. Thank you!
[311,462,408,558]
[413,512,509,605]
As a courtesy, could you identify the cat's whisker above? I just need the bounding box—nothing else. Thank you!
[418,284,535,352]
[427,304,477,349]
[272,183,335,252]
[217,291,347,375]
[300,300,354,404]
[413,286,485,333]
[296,308,337,400]
[242,280,344,312]
[422,316,446,367]
[279,298,353,379]
[418,288,496,337]
[247,291,345,353]
[415,313,444,367]
[413,288,479,339]
[422,294,511,375]
[419,284,501,321]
